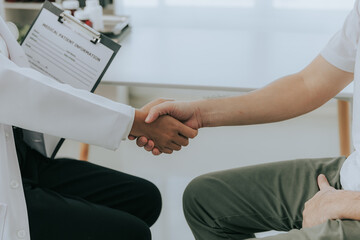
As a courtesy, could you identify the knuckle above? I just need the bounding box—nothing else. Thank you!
[164,148,173,154]
[153,152,161,156]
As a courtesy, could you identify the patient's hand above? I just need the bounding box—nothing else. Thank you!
[129,109,197,154]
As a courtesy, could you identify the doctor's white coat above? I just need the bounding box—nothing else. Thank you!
[0,16,135,240]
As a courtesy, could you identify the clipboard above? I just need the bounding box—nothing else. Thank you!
[20,1,121,159]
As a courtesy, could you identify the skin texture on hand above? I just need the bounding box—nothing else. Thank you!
[145,100,203,130]
[129,109,198,154]
[136,100,202,155]
[302,174,360,228]
[128,98,173,155]
[129,98,202,155]
[302,174,339,228]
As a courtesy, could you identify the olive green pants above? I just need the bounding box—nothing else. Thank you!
[183,157,360,239]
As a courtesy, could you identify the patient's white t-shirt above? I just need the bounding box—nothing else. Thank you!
[321,0,360,190]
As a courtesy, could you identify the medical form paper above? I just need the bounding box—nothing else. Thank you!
[22,3,116,91]
[20,1,120,158]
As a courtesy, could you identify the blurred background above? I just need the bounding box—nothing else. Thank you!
[0,0,355,239]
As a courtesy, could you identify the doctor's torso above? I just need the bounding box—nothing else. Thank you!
[0,17,31,240]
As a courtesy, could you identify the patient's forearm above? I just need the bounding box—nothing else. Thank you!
[195,56,352,128]
[195,74,320,127]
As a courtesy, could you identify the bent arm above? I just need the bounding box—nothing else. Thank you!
[0,55,134,150]
[196,55,353,127]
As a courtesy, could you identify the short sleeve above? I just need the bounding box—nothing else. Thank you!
[321,0,360,73]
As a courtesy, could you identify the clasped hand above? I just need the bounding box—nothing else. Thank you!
[128,99,199,154]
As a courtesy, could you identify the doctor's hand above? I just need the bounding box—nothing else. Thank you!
[131,99,203,155]
[128,98,174,155]
[129,109,198,154]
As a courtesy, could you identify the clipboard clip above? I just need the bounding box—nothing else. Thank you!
[58,12,101,44]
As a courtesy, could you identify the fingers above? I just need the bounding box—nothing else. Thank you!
[141,98,175,112]
[136,136,149,147]
[152,148,162,156]
[134,135,181,154]
[145,102,173,123]
[178,125,198,139]
[317,174,330,190]
[134,137,163,155]
[174,135,189,147]
[169,142,182,151]
[128,135,136,140]
[145,108,161,123]
[161,148,173,154]
[136,138,157,152]
[153,143,180,154]
[144,140,155,151]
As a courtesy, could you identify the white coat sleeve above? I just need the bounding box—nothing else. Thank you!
[0,54,135,150]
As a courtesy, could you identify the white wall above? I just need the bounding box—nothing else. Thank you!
[0,0,4,18]
[116,0,353,33]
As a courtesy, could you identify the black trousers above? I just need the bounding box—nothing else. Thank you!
[14,129,162,240]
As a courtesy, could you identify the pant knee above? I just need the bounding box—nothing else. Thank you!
[108,216,152,240]
[183,174,213,220]
[127,219,152,240]
[138,179,162,226]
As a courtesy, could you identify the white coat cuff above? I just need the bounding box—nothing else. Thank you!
[121,106,135,141]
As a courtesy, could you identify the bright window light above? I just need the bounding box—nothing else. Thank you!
[273,0,354,10]
[165,0,255,8]
[123,0,159,7]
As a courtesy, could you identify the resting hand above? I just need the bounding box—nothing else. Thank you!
[129,109,198,154]
[302,174,344,228]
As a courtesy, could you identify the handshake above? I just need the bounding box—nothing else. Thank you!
[128,99,201,155]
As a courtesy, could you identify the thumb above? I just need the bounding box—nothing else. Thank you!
[145,107,161,123]
[145,103,172,123]
[141,98,174,112]
[317,174,330,190]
